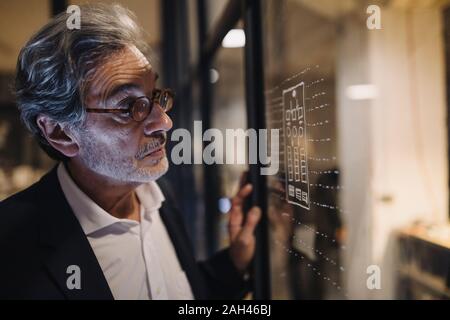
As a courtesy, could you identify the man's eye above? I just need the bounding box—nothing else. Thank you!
[117,111,132,120]
[118,97,133,107]
[119,111,130,117]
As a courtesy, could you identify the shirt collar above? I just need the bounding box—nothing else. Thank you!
[57,163,165,235]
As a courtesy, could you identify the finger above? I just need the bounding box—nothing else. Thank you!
[239,171,249,188]
[229,214,242,241]
[229,204,244,241]
[274,181,285,193]
[229,184,252,239]
[231,183,252,208]
[239,206,262,241]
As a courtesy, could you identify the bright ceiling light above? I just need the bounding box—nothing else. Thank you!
[222,29,246,48]
[346,84,379,100]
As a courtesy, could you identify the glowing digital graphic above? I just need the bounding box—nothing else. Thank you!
[283,82,310,210]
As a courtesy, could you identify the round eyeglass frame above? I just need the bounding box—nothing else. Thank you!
[85,88,175,122]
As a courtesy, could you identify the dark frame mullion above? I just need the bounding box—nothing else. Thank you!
[243,0,271,300]
[162,0,199,246]
[197,0,220,255]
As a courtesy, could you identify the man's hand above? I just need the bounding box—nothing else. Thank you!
[228,181,262,275]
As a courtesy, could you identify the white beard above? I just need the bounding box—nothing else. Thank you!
[76,131,169,183]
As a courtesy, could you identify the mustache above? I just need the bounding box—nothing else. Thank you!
[135,132,167,160]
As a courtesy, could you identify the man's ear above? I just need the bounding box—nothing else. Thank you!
[36,115,80,158]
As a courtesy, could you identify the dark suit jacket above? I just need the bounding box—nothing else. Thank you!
[0,166,248,300]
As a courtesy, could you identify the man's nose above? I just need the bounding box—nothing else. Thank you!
[143,104,173,136]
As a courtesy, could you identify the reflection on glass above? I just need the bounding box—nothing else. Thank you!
[263,0,450,300]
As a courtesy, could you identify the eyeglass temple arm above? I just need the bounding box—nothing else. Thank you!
[85,108,129,113]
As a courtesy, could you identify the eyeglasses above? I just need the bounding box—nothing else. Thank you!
[85,88,174,122]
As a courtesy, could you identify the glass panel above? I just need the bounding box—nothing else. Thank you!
[210,29,247,250]
[262,0,450,299]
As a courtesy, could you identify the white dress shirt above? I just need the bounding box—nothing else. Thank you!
[57,163,194,300]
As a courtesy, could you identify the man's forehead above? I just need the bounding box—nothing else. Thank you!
[96,45,152,76]
[87,45,155,100]
[106,46,151,69]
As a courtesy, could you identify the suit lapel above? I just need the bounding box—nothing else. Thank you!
[37,166,113,300]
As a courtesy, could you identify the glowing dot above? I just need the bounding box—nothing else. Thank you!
[218,197,231,214]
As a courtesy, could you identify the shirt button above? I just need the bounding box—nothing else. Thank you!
[156,288,161,295]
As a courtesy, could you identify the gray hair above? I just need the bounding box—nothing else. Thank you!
[15,3,152,161]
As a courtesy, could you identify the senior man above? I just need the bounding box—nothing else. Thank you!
[0,4,261,300]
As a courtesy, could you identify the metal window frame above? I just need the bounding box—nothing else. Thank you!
[194,0,271,299]
[242,0,271,300]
